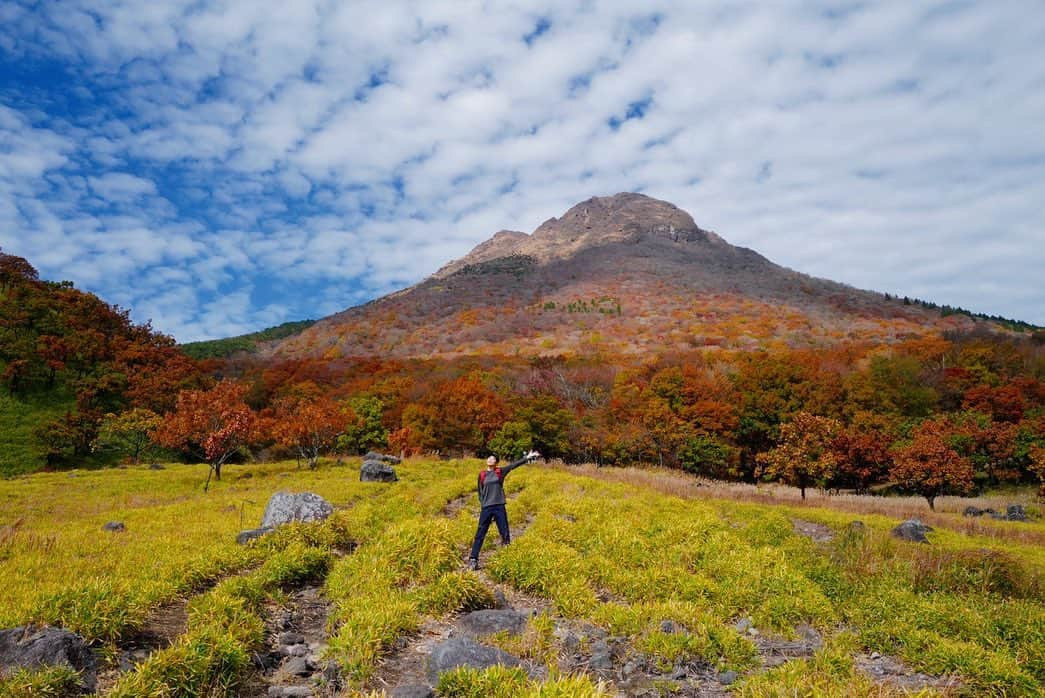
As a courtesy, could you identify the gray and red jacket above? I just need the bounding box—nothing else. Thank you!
[477,455,532,508]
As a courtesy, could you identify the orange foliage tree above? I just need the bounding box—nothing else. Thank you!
[890,416,974,510]
[153,380,256,490]
[757,412,842,499]
[271,395,345,469]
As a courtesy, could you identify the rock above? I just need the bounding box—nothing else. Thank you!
[260,492,334,528]
[457,609,528,637]
[282,655,312,676]
[588,639,614,670]
[0,625,97,692]
[963,506,986,517]
[659,619,680,634]
[1006,504,1027,522]
[390,685,435,698]
[360,460,398,483]
[733,618,753,633]
[622,659,641,676]
[236,527,274,545]
[102,521,126,532]
[796,624,823,649]
[492,589,509,609]
[321,659,340,684]
[718,670,738,685]
[363,451,401,464]
[891,519,933,543]
[148,463,165,470]
[288,644,309,657]
[268,687,313,698]
[427,637,521,681]
[279,631,305,645]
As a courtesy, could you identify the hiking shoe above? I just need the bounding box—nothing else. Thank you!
[468,558,479,571]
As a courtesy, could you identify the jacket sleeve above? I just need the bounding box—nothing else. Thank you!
[499,455,531,477]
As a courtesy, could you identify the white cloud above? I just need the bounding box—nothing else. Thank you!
[0,0,1042,342]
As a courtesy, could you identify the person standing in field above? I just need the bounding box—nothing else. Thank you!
[468,450,540,570]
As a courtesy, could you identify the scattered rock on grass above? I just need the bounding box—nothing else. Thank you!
[718,670,738,685]
[360,459,398,482]
[261,492,334,528]
[0,625,97,693]
[891,519,932,543]
[236,527,274,545]
[148,463,165,470]
[1006,504,1027,522]
[457,609,528,638]
[102,521,125,532]
[427,637,521,681]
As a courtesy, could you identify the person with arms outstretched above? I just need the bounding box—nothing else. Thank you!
[468,450,540,570]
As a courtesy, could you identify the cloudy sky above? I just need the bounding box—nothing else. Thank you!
[1,1,1043,341]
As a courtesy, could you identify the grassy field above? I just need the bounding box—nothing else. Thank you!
[0,459,1041,696]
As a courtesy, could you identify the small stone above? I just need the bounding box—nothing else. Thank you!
[269,687,313,698]
[282,656,311,676]
[870,651,882,660]
[747,627,760,637]
[588,639,613,670]
[1006,504,1027,522]
[622,659,640,675]
[103,521,125,532]
[963,506,984,517]
[492,589,509,609]
[279,631,306,645]
[763,656,788,668]
[718,670,738,685]
[289,644,309,656]
[148,463,165,470]
[659,619,679,634]
[390,685,435,698]
[733,618,753,633]
[891,519,933,544]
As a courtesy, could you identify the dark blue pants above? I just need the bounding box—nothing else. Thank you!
[469,504,510,560]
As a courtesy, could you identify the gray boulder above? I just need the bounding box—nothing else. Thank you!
[260,492,334,528]
[891,519,933,543]
[364,451,401,464]
[1006,504,1027,522]
[0,625,97,692]
[102,521,125,532]
[360,460,398,483]
[457,609,528,638]
[236,527,274,545]
[427,637,521,681]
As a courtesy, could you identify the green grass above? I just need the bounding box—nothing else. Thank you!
[0,390,74,477]
[0,459,1042,696]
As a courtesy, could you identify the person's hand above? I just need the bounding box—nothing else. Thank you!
[525,450,541,461]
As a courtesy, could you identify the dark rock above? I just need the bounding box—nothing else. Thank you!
[278,631,305,645]
[103,521,125,532]
[360,460,398,483]
[390,685,435,698]
[1006,504,1027,522]
[268,687,313,698]
[363,451,401,464]
[659,619,680,634]
[718,670,738,685]
[427,637,521,681]
[891,519,933,543]
[0,625,97,692]
[321,659,341,684]
[492,589,509,609]
[260,492,334,528]
[287,644,309,657]
[963,506,986,517]
[457,609,527,637]
[588,639,614,670]
[236,527,274,545]
[148,463,165,470]
[282,655,311,676]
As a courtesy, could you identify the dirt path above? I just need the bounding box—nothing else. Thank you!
[241,583,339,698]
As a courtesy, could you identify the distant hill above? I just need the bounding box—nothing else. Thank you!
[179,320,317,359]
[268,193,1032,360]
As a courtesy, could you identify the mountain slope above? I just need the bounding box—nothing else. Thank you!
[269,193,988,360]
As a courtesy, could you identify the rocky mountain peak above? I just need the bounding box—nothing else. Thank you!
[435,193,726,278]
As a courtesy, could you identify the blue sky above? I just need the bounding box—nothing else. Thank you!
[1,0,1043,341]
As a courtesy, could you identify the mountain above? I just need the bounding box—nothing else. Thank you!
[268,193,995,360]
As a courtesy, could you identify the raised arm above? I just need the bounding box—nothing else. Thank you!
[500,450,541,476]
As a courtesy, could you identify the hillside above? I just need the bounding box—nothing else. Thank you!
[0,459,1040,696]
[179,319,317,360]
[269,193,1010,360]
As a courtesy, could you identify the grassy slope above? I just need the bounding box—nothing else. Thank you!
[178,319,315,360]
[0,460,1041,696]
[0,390,74,477]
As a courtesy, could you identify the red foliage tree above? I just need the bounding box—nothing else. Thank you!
[153,380,256,490]
[271,395,345,469]
[757,412,842,499]
[890,416,974,510]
